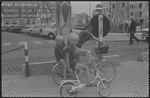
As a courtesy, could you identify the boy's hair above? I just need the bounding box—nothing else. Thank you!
[69,32,79,40]
[55,35,63,40]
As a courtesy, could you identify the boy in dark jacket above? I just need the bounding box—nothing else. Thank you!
[54,35,68,80]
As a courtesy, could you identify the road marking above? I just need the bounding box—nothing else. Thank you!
[103,55,119,58]
[33,41,43,44]
[2,42,12,46]
[19,41,26,45]
[47,40,56,44]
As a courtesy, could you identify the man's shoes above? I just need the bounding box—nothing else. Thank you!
[137,40,139,44]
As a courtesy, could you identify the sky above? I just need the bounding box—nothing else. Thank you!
[71,1,101,16]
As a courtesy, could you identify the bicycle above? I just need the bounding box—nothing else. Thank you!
[59,51,111,97]
[51,63,84,85]
[88,39,116,82]
[52,39,116,85]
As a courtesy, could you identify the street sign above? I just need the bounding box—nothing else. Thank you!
[90,14,110,38]
[95,4,103,14]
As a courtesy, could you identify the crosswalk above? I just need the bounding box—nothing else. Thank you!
[2,40,56,46]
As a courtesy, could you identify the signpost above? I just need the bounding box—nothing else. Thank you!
[96,4,103,60]
[90,4,110,60]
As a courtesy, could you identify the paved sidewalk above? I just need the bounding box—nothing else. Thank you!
[2,61,148,97]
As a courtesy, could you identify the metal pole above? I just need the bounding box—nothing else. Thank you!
[98,15,103,61]
[24,42,29,77]
[89,1,91,20]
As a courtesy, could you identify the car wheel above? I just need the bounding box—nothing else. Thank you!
[48,33,55,39]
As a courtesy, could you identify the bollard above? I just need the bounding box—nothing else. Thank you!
[24,42,29,77]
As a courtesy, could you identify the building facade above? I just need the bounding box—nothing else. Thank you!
[142,2,149,28]
[36,1,56,24]
[109,1,128,32]
[101,1,110,18]
[1,1,56,26]
[109,1,149,32]
[129,1,149,28]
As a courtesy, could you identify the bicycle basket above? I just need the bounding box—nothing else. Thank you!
[93,45,109,54]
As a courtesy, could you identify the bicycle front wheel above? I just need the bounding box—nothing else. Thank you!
[60,82,77,97]
[98,61,116,82]
[52,64,72,85]
[97,80,111,97]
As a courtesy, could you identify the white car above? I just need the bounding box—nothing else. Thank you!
[21,25,38,34]
[142,28,149,42]
[30,24,45,36]
[40,24,57,39]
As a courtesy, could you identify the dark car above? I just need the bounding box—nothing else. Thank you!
[11,26,25,33]
[2,26,8,31]
[5,25,16,32]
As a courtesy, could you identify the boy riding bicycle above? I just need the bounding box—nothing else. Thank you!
[64,32,95,86]
[54,35,71,80]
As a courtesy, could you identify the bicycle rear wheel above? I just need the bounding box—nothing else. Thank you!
[97,80,111,97]
[97,61,116,82]
[59,82,77,97]
[52,64,72,85]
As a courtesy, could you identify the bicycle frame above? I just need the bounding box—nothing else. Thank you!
[59,51,105,93]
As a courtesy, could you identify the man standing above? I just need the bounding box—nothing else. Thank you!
[127,17,139,45]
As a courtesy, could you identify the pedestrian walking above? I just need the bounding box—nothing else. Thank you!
[127,17,139,45]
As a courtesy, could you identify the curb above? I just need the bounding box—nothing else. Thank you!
[22,55,121,77]
[109,33,142,36]
[22,61,57,77]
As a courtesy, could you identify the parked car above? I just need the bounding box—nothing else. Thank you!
[21,25,36,34]
[5,25,16,32]
[10,26,25,33]
[142,28,149,42]
[2,26,8,31]
[9,25,22,32]
[30,24,45,36]
[40,24,57,39]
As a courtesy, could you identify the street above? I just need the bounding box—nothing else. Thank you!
[2,31,149,97]
[2,31,146,74]
[2,31,56,74]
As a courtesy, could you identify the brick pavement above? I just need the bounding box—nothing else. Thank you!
[2,61,149,97]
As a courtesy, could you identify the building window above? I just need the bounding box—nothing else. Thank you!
[32,20,35,24]
[122,3,125,7]
[139,11,142,18]
[130,12,133,16]
[146,11,149,16]
[139,3,142,10]
[4,20,10,25]
[15,3,22,6]
[112,4,115,8]
[11,20,18,25]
